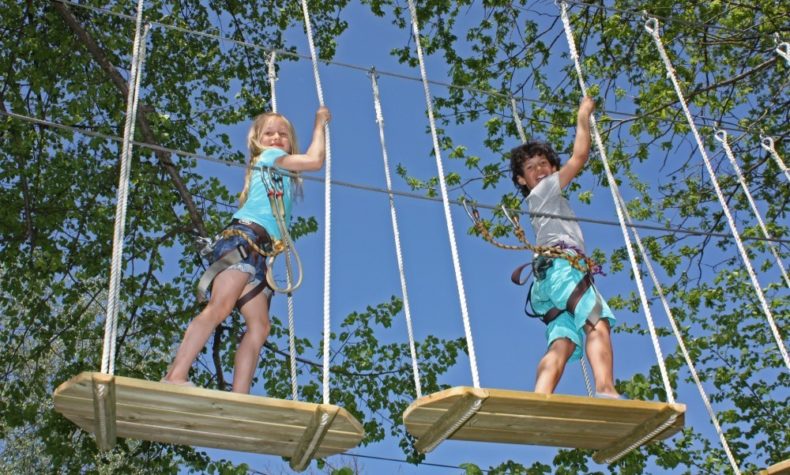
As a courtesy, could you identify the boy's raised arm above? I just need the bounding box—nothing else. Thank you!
[559,97,595,188]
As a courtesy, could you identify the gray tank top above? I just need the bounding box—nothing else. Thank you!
[525,172,585,252]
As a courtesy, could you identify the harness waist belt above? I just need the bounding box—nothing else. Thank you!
[231,218,272,244]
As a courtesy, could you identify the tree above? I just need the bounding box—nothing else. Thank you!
[1,0,787,474]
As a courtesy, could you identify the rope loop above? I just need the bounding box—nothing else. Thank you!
[644,17,659,35]
[777,42,790,64]
[761,135,774,151]
[713,128,727,142]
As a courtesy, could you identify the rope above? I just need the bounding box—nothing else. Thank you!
[285,249,299,401]
[580,357,593,397]
[646,17,790,371]
[715,130,789,288]
[625,186,743,473]
[465,202,598,274]
[267,51,278,113]
[601,413,679,464]
[265,51,298,400]
[370,71,423,398]
[101,2,149,375]
[406,0,480,389]
[760,135,790,182]
[560,3,674,401]
[510,96,528,143]
[561,8,742,469]
[777,42,790,66]
[299,0,333,405]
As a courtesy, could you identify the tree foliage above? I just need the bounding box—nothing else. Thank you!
[1,0,787,474]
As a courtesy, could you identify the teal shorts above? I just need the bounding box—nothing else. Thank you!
[529,256,615,361]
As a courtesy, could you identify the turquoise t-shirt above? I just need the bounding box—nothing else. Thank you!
[233,148,292,239]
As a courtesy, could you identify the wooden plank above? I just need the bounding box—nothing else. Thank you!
[290,405,339,471]
[57,396,362,454]
[412,387,488,453]
[53,372,364,458]
[410,406,633,439]
[404,386,685,453]
[91,373,116,451]
[408,421,618,449]
[593,405,686,464]
[759,459,790,475]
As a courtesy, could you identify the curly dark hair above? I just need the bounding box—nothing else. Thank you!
[509,140,561,197]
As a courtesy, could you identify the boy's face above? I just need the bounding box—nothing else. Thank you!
[517,154,558,190]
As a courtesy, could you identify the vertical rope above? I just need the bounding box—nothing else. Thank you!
[285,250,299,401]
[299,0,333,404]
[625,192,743,473]
[715,130,789,288]
[370,71,423,398]
[406,0,480,388]
[266,49,299,400]
[559,3,674,401]
[646,17,790,371]
[760,135,790,182]
[267,51,278,113]
[580,357,593,397]
[101,1,148,375]
[560,7,742,468]
[510,96,528,143]
[777,42,790,66]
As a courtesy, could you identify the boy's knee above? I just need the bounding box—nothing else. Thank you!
[547,338,576,358]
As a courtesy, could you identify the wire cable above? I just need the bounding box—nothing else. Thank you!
[4,109,788,246]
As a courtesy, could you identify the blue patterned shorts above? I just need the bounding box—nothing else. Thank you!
[211,224,267,287]
[529,256,616,361]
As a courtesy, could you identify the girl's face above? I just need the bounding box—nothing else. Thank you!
[517,154,557,190]
[258,117,292,153]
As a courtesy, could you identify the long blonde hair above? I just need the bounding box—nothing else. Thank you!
[239,112,300,205]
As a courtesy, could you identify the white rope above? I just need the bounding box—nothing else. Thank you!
[370,71,423,398]
[715,130,789,288]
[510,96,528,143]
[101,1,148,375]
[602,414,680,464]
[777,42,790,66]
[285,250,299,401]
[622,190,743,473]
[406,0,480,388]
[559,3,674,401]
[579,357,593,397]
[266,50,298,400]
[267,51,278,113]
[760,135,790,182]
[646,17,790,371]
[299,0,333,404]
[560,9,742,469]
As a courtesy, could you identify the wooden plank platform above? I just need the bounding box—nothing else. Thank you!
[760,459,790,475]
[404,386,685,462]
[53,372,364,465]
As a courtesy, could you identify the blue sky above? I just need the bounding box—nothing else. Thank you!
[160,2,788,473]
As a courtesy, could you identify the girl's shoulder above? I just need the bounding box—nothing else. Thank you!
[256,147,288,167]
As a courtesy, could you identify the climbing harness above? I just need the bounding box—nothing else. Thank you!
[195,165,302,304]
[462,199,599,275]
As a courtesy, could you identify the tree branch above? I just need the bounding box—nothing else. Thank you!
[51,0,207,238]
